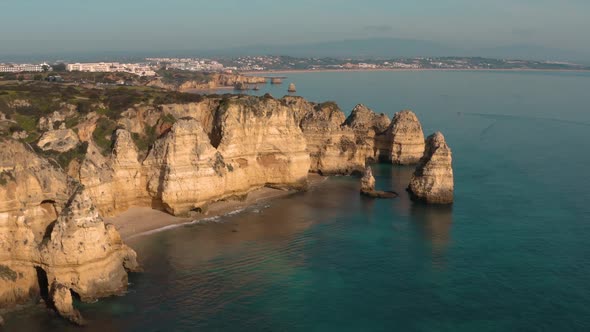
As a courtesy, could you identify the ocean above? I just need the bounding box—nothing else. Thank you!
[5,70,590,331]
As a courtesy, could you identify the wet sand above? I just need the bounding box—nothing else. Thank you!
[106,174,327,240]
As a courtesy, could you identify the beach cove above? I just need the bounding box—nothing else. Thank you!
[3,70,590,331]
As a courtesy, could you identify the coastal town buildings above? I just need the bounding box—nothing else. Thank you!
[0,63,48,72]
[146,58,226,72]
[66,62,156,76]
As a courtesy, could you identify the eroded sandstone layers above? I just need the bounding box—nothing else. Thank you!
[359,166,398,199]
[387,110,425,165]
[0,141,138,323]
[0,90,448,322]
[408,132,454,204]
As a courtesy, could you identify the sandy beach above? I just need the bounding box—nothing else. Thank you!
[107,174,327,240]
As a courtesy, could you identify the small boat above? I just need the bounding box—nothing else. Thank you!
[253,85,260,91]
[288,83,296,93]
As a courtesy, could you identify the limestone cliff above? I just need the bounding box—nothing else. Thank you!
[344,104,391,162]
[0,141,138,322]
[145,96,310,215]
[40,187,139,301]
[408,132,454,204]
[283,97,368,175]
[77,131,148,217]
[147,73,266,92]
[387,110,425,165]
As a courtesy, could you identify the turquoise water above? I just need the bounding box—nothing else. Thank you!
[5,71,590,331]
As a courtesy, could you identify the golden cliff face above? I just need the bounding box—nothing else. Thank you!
[284,97,370,175]
[408,132,454,204]
[155,97,308,215]
[0,93,446,318]
[387,110,426,165]
[80,95,310,216]
[0,141,138,318]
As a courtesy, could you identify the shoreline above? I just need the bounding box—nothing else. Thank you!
[242,68,590,75]
[106,174,327,241]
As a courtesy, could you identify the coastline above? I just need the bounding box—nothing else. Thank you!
[106,174,328,241]
[242,68,590,75]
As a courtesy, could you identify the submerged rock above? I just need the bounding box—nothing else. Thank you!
[408,132,454,204]
[387,110,425,165]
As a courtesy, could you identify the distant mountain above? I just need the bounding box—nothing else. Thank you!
[204,38,588,63]
[1,38,587,64]
[205,38,458,58]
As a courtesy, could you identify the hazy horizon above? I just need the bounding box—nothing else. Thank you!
[1,0,589,61]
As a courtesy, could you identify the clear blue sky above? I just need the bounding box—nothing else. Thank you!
[1,0,589,55]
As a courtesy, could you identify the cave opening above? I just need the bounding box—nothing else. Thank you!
[35,266,53,309]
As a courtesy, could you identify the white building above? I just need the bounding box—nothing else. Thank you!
[0,63,46,73]
[66,62,156,76]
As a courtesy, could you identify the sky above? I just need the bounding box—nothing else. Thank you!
[1,0,589,57]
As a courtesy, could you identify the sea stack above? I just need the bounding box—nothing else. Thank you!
[387,110,425,165]
[360,166,398,199]
[288,83,297,93]
[408,132,454,204]
[360,166,376,193]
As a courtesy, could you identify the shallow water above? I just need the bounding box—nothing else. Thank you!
[5,70,590,331]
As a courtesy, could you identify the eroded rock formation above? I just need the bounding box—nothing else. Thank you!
[0,141,138,322]
[50,282,84,325]
[344,104,391,162]
[359,166,398,199]
[387,110,425,165]
[1,92,449,322]
[408,132,454,204]
[360,166,376,193]
[37,129,80,152]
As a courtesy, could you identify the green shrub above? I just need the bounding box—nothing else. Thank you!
[92,117,117,154]
[161,113,177,125]
[14,114,37,132]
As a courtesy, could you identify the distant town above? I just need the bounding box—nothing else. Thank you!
[1,56,588,78]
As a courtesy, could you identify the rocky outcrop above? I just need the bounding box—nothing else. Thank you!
[212,73,266,87]
[296,100,367,175]
[387,110,425,165]
[288,83,297,93]
[144,96,310,215]
[344,104,391,135]
[38,111,66,131]
[49,282,84,325]
[37,129,80,152]
[344,104,391,162]
[359,166,398,199]
[40,187,139,300]
[0,141,138,318]
[148,73,266,92]
[408,132,454,204]
[360,166,376,193]
[78,131,148,217]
